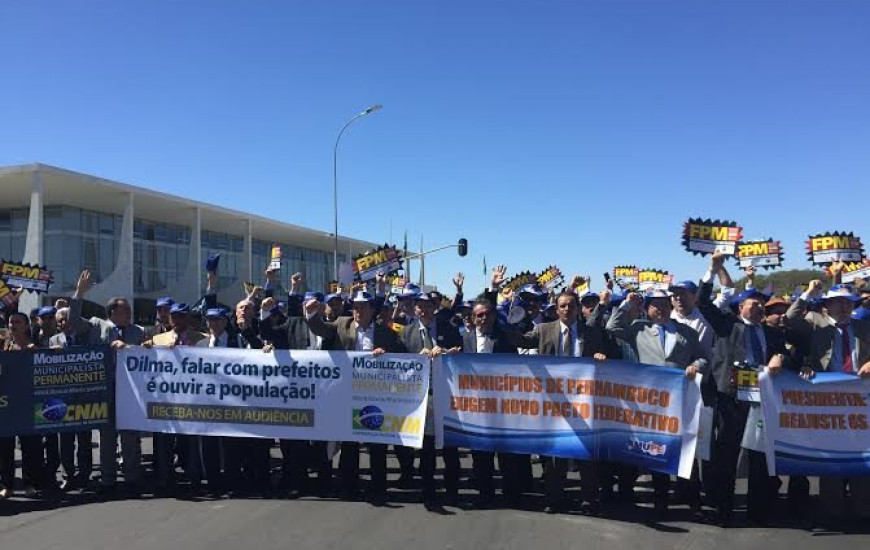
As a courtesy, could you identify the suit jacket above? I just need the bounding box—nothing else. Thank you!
[151,329,208,347]
[400,317,462,354]
[698,280,788,394]
[307,314,405,353]
[69,297,147,346]
[606,304,709,372]
[786,297,870,371]
[513,318,607,357]
[461,324,518,354]
[262,316,335,350]
[49,327,97,348]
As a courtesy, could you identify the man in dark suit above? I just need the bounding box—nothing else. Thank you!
[400,292,463,504]
[786,280,870,520]
[305,291,406,504]
[461,295,520,507]
[699,253,791,525]
[512,290,609,515]
[262,291,334,496]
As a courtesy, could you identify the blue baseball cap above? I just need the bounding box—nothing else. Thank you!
[156,297,175,308]
[729,289,770,308]
[822,284,862,303]
[205,308,228,319]
[398,284,420,299]
[643,289,672,306]
[304,291,324,303]
[37,306,57,317]
[351,291,374,303]
[169,303,190,314]
[324,292,343,303]
[853,307,870,321]
[457,300,474,311]
[414,292,433,302]
[519,284,546,299]
[669,280,699,294]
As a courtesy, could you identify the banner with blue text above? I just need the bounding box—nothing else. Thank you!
[0,346,113,436]
[117,348,428,448]
[434,355,701,478]
[760,370,870,476]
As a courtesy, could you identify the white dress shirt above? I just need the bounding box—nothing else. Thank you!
[355,323,374,351]
[558,320,582,357]
[475,328,495,353]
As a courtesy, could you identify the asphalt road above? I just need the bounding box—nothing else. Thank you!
[2,440,868,550]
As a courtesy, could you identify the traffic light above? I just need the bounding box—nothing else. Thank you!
[457,238,468,257]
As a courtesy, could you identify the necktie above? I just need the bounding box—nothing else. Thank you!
[658,326,667,354]
[747,326,764,365]
[422,325,434,349]
[839,324,853,373]
[562,326,571,357]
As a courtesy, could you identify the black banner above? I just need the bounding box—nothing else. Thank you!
[0,345,114,436]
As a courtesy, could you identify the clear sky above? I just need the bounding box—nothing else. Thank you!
[1,1,868,295]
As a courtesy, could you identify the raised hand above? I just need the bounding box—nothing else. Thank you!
[75,270,94,297]
[453,272,465,292]
[491,265,507,288]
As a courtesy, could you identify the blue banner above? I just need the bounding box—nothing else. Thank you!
[433,355,702,478]
[0,346,114,436]
[760,370,870,476]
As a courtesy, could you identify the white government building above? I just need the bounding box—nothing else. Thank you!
[0,163,377,322]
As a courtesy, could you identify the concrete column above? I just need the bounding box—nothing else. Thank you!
[19,170,44,313]
[214,218,249,307]
[87,193,135,312]
[172,207,202,304]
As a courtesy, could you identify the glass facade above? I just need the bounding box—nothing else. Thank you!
[44,206,122,293]
[0,205,348,300]
[0,208,29,263]
[201,230,245,290]
[252,239,343,293]
[134,218,191,293]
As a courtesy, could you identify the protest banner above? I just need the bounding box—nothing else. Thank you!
[536,265,564,292]
[353,245,403,282]
[734,365,761,403]
[269,246,281,270]
[806,231,864,266]
[503,271,538,294]
[638,269,673,291]
[116,348,429,447]
[736,239,784,270]
[839,259,870,284]
[0,346,113,436]
[612,266,639,289]
[0,260,53,293]
[760,370,870,476]
[682,218,743,256]
[434,355,701,478]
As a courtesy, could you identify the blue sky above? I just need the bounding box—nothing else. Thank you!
[1,1,868,295]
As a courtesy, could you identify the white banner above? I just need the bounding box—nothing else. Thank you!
[116,348,429,448]
[434,355,702,479]
[760,370,870,476]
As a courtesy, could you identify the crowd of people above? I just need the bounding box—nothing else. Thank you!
[1,253,869,528]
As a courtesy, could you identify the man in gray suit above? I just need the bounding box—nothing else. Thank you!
[786,281,870,519]
[606,289,708,521]
[305,291,406,504]
[512,290,609,515]
[69,270,146,496]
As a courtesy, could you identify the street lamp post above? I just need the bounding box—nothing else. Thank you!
[333,104,383,280]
